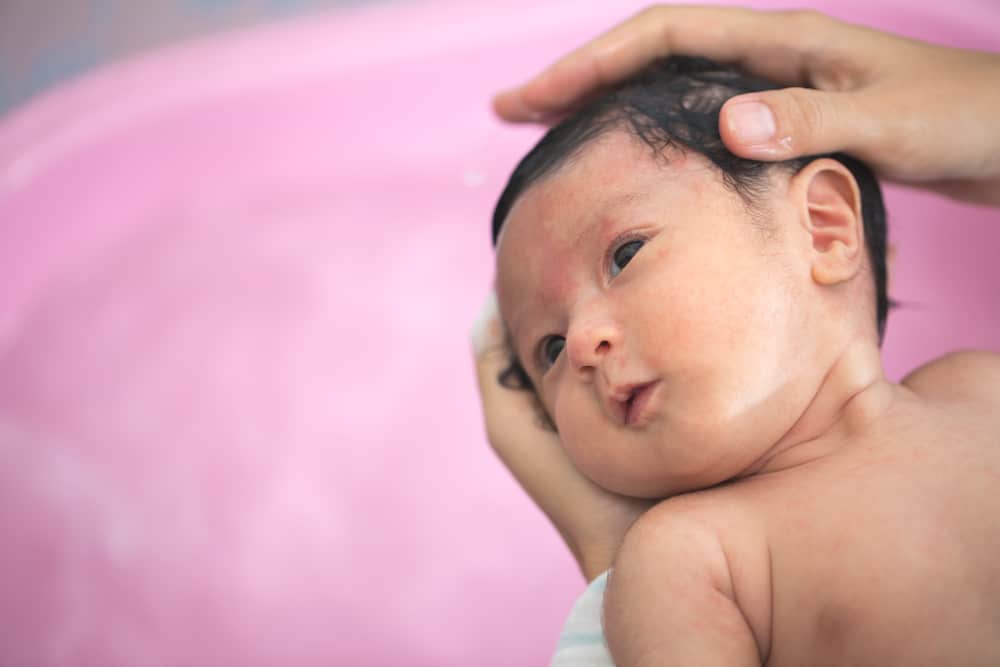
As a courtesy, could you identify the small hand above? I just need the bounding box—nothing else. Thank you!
[472,292,655,581]
[493,6,1000,205]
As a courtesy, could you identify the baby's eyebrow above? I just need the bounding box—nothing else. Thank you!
[597,190,651,219]
[569,189,652,251]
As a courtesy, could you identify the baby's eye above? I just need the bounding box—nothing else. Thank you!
[539,335,566,370]
[610,239,644,277]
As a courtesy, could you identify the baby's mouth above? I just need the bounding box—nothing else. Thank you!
[623,381,661,427]
[608,380,660,426]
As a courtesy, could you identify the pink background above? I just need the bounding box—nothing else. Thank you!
[0,1,998,665]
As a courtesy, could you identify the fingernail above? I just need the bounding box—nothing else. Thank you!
[494,89,545,122]
[727,101,776,146]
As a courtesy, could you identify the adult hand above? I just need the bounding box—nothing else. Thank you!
[472,292,656,581]
[493,6,1000,205]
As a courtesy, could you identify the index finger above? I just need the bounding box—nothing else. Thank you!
[492,5,836,122]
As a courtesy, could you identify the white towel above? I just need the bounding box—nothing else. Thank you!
[550,570,615,666]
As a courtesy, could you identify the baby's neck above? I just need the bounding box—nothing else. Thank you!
[741,339,897,478]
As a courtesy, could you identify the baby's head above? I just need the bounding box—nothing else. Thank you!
[492,57,888,498]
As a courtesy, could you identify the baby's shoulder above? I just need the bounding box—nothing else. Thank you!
[610,493,773,658]
[626,489,765,543]
[618,492,772,594]
[901,349,1000,410]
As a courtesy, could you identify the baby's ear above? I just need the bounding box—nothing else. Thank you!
[791,158,864,286]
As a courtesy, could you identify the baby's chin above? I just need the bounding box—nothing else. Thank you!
[564,419,778,498]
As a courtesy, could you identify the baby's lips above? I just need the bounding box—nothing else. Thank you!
[470,291,506,357]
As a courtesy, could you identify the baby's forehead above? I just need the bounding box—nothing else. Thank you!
[496,141,724,266]
[497,140,663,246]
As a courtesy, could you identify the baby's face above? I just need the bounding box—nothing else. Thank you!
[496,131,827,498]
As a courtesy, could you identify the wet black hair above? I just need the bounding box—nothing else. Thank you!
[492,56,889,395]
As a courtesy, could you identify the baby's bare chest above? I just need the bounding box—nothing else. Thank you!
[753,413,1000,665]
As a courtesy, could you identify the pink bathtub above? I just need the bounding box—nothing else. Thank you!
[1,1,998,665]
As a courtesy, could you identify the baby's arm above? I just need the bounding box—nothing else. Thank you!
[604,502,767,666]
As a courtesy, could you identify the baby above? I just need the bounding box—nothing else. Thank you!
[490,57,1000,665]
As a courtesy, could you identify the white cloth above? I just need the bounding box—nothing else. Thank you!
[550,570,615,666]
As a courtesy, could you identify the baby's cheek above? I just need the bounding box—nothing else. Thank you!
[549,384,577,439]
[551,386,598,458]
[634,283,711,352]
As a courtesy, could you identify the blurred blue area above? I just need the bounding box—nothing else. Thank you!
[0,0,397,117]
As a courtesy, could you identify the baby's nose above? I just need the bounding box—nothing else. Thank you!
[566,318,622,374]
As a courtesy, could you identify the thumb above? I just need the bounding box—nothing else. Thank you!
[470,291,505,359]
[719,87,865,161]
